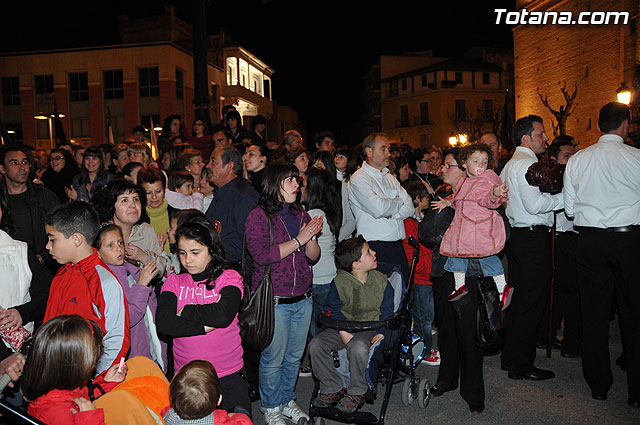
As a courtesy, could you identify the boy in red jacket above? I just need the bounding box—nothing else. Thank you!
[43,201,129,376]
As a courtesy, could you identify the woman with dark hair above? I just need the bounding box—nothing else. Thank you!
[157,217,250,416]
[162,143,191,172]
[242,143,269,194]
[158,114,186,156]
[302,167,341,339]
[310,150,337,177]
[67,146,114,202]
[394,156,413,183]
[334,146,358,183]
[91,180,166,277]
[41,148,79,203]
[245,161,322,425]
[0,189,50,399]
[187,113,214,161]
[138,167,173,254]
[250,114,268,145]
[225,110,248,143]
[284,147,309,182]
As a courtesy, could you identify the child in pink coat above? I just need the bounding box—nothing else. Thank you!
[433,144,513,310]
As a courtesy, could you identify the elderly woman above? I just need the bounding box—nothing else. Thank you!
[91,180,167,277]
[245,161,322,425]
[418,147,486,413]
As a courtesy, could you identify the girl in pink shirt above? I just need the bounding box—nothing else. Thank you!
[433,144,513,310]
[156,217,250,417]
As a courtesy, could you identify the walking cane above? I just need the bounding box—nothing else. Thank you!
[546,213,556,358]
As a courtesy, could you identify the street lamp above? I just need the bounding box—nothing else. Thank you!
[448,133,469,146]
[617,82,632,105]
[448,135,457,146]
[34,111,66,148]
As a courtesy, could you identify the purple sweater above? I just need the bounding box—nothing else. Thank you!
[106,262,167,370]
[245,206,313,297]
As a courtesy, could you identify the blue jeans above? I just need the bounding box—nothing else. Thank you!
[311,283,331,338]
[445,255,503,277]
[412,284,435,352]
[260,296,312,409]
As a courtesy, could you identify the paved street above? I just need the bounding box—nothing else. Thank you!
[251,321,637,424]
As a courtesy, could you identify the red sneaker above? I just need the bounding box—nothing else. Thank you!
[500,285,514,311]
[448,285,468,301]
[424,349,441,366]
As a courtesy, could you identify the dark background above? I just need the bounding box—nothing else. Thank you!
[2,0,515,143]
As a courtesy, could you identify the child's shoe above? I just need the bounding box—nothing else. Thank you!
[424,349,441,366]
[500,285,514,311]
[448,285,468,301]
[336,393,365,413]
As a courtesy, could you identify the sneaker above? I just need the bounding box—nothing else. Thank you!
[432,327,437,335]
[314,390,344,408]
[263,407,287,425]
[424,349,441,366]
[298,365,313,377]
[280,400,309,423]
[500,285,514,311]
[336,393,365,413]
[448,285,468,301]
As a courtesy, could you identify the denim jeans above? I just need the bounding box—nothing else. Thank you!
[311,283,331,338]
[412,284,435,352]
[259,296,312,409]
[445,255,504,277]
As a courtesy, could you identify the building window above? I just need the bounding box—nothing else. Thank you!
[391,80,398,97]
[400,105,409,127]
[402,79,407,90]
[482,72,490,84]
[139,67,159,97]
[176,69,184,100]
[455,99,466,120]
[419,102,429,125]
[71,118,91,137]
[69,72,89,102]
[104,70,123,99]
[2,77,20,106]
[421,75,427,87]
[455,72,463,84]
[264,79,271,100]
[483,99,494,121]
[35,74,54,95]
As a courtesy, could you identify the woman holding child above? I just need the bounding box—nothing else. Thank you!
[245,161,322,425]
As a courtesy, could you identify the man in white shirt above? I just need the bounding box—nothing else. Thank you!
[349,133,414,277]
[563,102,640,407]
[499,115,562,381]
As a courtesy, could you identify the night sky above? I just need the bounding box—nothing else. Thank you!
[2,0,515,142]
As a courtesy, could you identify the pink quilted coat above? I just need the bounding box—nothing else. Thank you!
[440,170,506,258]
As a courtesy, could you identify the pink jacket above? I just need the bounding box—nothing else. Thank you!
[440,170,506,258]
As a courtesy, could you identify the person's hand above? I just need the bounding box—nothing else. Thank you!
[65,185,78,200]
[0,308,23,332]
[156,231,167,250]
[167,225,177,244]
[137,261,158,287]
[0,353,25,387]
[297,216,323,245]
[70,398,95,414]
[370,333,384,347]
[431,197,451,213]
[125,243,149,264]
[493,183,508,199]
[339,330,353,345]
[104,361,127,383]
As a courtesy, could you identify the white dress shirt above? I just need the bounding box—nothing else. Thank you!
[500,146,563,227]
[563,134,640,228]
[555,210,575,233]
[348,161,414,241]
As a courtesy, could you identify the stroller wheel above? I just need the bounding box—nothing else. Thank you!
[313,418,325,425]
[402,377,416,406]
[418,378,431,408]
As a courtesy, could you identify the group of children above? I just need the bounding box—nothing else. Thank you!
[14,142,513,423]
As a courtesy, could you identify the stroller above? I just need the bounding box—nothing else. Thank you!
[308,235,431,425]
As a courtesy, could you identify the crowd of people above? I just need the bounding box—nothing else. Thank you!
[0,101,639,425]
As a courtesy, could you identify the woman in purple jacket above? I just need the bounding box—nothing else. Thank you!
[245,161,322,425]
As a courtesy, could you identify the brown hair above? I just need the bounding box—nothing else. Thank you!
[137,166,167,189]
[177,148,203,173]
[21,315,103,402]
[169,360,221,420]
[168,171,194,191]
[457,143,494,171]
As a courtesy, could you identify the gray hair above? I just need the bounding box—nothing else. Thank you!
[362,132,389,156]
[218,146,243,175]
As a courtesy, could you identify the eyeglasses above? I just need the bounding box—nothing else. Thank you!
[442,163,458,169]
[50,156,64,161]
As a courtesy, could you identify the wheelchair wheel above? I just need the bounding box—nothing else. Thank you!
[402,377,416,406]
[418,378,431,409]
[402,334,427,368]
[313,418,325,425]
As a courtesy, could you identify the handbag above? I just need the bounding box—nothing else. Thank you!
[475,274,505,351]
[238,212,275,351]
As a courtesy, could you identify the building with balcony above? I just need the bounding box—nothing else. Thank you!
[513,0,638,147]
[375,48,512,149]
[0,6,274,147]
